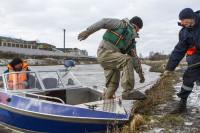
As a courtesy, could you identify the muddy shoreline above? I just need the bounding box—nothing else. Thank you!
[120,62,200,133]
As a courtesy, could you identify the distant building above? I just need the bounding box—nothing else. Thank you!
[80,50,88,56]
[56,48,88,56]
[0,36,38,49]
[0,36,88,56]
[37,43,56,51]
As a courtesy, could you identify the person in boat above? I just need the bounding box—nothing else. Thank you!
[163,8,200,114]
[78,16,146,100]
[4,58,30,90]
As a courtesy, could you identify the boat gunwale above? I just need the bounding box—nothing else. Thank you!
[0,102,128,124]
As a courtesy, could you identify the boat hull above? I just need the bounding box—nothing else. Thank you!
[0,91,128,133]
[0,108,111,133]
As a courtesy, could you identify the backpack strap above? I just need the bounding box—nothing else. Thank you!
[114,23,128,46]
[106,22,128,46]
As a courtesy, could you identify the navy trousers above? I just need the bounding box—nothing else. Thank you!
[178,63,200,98]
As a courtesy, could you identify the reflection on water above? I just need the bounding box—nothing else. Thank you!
[0,64,160,132]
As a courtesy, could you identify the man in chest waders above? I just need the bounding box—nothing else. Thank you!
[78,17,146,100]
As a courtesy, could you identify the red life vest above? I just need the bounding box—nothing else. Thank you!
[186,46,195,55]
[7,62,28,90]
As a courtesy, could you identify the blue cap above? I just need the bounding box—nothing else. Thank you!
[179,8,194,20]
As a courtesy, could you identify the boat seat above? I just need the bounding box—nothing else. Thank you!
[42,78,57,89]
[27,75,36,88]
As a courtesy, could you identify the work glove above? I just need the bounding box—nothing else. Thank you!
[22,81,29,87]
[163,70,171,77]
[78,30,91,41]
[139,72,145,83]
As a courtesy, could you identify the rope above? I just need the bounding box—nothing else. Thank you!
[188,62,200,68]
[91,77,163,110]
[135,80,157,91]
[87,77,166,111]
[101,77,164,100]
[135,76,166,91]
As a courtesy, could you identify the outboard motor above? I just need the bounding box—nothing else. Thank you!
[63,60,76,85]
[64,60,75,72]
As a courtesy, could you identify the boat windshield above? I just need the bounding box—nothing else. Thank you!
[1,70,81,92]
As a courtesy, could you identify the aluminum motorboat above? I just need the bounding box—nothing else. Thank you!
[0,60,128,133]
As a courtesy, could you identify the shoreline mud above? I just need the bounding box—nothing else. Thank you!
[120,61,200,133]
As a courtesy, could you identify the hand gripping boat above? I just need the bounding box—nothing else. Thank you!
[0,61,128,133]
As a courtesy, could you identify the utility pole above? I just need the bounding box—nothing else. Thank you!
[63,29,66,53]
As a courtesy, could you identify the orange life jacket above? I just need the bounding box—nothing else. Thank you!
[186,46,195,55]
[7,62,28,90]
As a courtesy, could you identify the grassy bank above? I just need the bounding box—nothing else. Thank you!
[0,51,98,66]
[118,62,185,133]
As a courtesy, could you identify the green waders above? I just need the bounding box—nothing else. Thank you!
[97,48,135,99]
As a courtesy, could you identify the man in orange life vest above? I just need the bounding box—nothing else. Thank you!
[186,46,200,85]
[4,58,30,90]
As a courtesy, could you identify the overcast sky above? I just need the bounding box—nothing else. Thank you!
[0,0,199,57]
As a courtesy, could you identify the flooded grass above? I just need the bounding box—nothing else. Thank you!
[119,62,185,132]
[130,114,147,132]
[132,73,177,115]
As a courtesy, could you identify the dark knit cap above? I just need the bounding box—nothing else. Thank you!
[12,58,23,67]
[130,16,143,29]
[179,8,194,20]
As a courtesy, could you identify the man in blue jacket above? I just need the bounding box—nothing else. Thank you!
[163,8,200,114]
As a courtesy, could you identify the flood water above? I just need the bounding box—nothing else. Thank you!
[0,64,160,132]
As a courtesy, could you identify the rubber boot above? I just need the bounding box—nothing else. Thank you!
[170,98,187,114]
[98,87,117,100]
[122,90,147,100]
[196,80,200,86]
